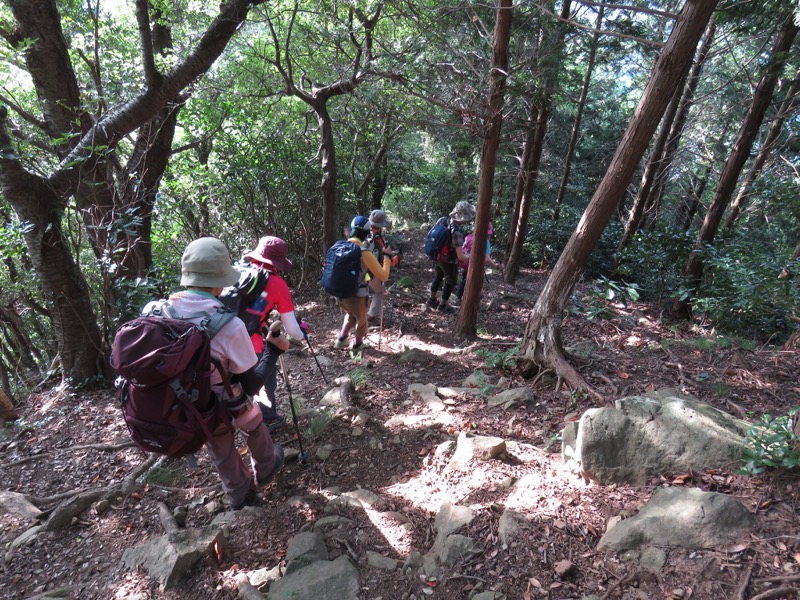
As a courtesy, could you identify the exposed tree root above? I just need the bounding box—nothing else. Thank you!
[518,315,605,402]
[4,438,135,468]
[749,587,800,600]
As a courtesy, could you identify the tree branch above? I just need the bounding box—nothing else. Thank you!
[135,0,161,88]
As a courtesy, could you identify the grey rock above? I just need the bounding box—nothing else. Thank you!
[121,526,225,590]
[267,555,359,600]
[435,501,476,538]
[366,550,399,570]
[498,509,529,546]
[447,432,506,471]
[487,387,534,409]
[574,389,748,484]
[0,491,42,520]
[284,531,329,575]
[598,487,755,552]
[402,551,424,573]
[439,534,481,565]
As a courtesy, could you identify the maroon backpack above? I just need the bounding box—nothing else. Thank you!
[111,303,235,458]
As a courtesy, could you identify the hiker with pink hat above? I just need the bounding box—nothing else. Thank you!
[243,236,306,430]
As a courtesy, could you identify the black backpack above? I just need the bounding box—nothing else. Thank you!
[111,304,235,458]
[321,240,363,298]
[218,265,270,336]
[424,217,451,260]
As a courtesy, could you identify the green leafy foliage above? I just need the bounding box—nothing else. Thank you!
[571,276,641,321]
[739,408,800,475]
[475,344,520,372]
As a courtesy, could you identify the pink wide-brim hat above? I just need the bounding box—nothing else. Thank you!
[244,236,293,271]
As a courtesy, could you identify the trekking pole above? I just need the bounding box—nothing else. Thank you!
[277,353,308,463]
[269,326,308,464]
[300,320,329,385]
[378,283,385,350]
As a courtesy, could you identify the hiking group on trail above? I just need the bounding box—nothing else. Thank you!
[111,201,493,511]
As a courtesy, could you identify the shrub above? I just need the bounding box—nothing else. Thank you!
[739,408,800,475]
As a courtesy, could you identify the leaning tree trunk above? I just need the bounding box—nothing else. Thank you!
[647,18,717,230]
[725,68,800,229]
[453,0,513,340]
[673,13,798,318]
[618,53,691,253]
[518,0,719,393]
[504,107,538,259]
[553,5,604,223]
[503,0,572,286]
[504,104,547,284]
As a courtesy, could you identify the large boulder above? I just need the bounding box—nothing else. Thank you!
[565,389,748,484]
[598,487,755,551]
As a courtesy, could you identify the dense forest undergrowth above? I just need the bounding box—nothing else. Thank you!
[2,229,799,600]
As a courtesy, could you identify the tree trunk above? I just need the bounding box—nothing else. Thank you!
[504,104,547,285]
[0,0,266,386]
[553,5,604,222]
[503,0,572,286]
[504,108,538,258]
[518,0,719,392]
[725,68,800,229]
[646,19,717,231]
[673,13,798,318]
[453,0,513,339]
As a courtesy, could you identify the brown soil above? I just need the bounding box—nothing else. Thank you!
[2,229,799,600]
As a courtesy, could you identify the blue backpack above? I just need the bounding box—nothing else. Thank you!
[424,217,451,260]
[322,240,363,298]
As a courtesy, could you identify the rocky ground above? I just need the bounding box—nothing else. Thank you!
[1,228,799,600]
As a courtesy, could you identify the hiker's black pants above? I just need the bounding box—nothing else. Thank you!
[431,260,458,303]
[254,347,281,420]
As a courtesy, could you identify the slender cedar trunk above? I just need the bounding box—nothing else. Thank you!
[503,0,572,286]
[453,0,512,339]
[647,19,717,230]
[517,0,718,394]
[504,104,548,284]
[553,5,604,222]
[725,69,800,229]
[504,108,538,258]
[617,73,687,254]
[674,122,730,229]
[674,14,798,319]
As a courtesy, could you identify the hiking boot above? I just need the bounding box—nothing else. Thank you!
[367,315,381,325]
[351,341,369,353]
[231,485,259,511]
[426,298,439,309]
[334,336,349,349]
[257,444,285,486]
[437,303,454,313]
[264,415,286,432]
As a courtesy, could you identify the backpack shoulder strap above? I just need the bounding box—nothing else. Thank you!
[206,310,236,340]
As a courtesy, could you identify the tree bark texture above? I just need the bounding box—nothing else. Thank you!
[502,0,572,286]
[725,68,800,229]
[646,18,716,230]
[674,13,798,318]
[0,0,264,385]
[518,0,719,387]
[504,104,548,285]
[553,5,604,222]
[453,0,513,339]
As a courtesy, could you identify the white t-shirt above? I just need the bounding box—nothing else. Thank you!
[143,290,257,394]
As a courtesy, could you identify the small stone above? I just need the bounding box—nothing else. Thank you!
[554,559,576,578]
